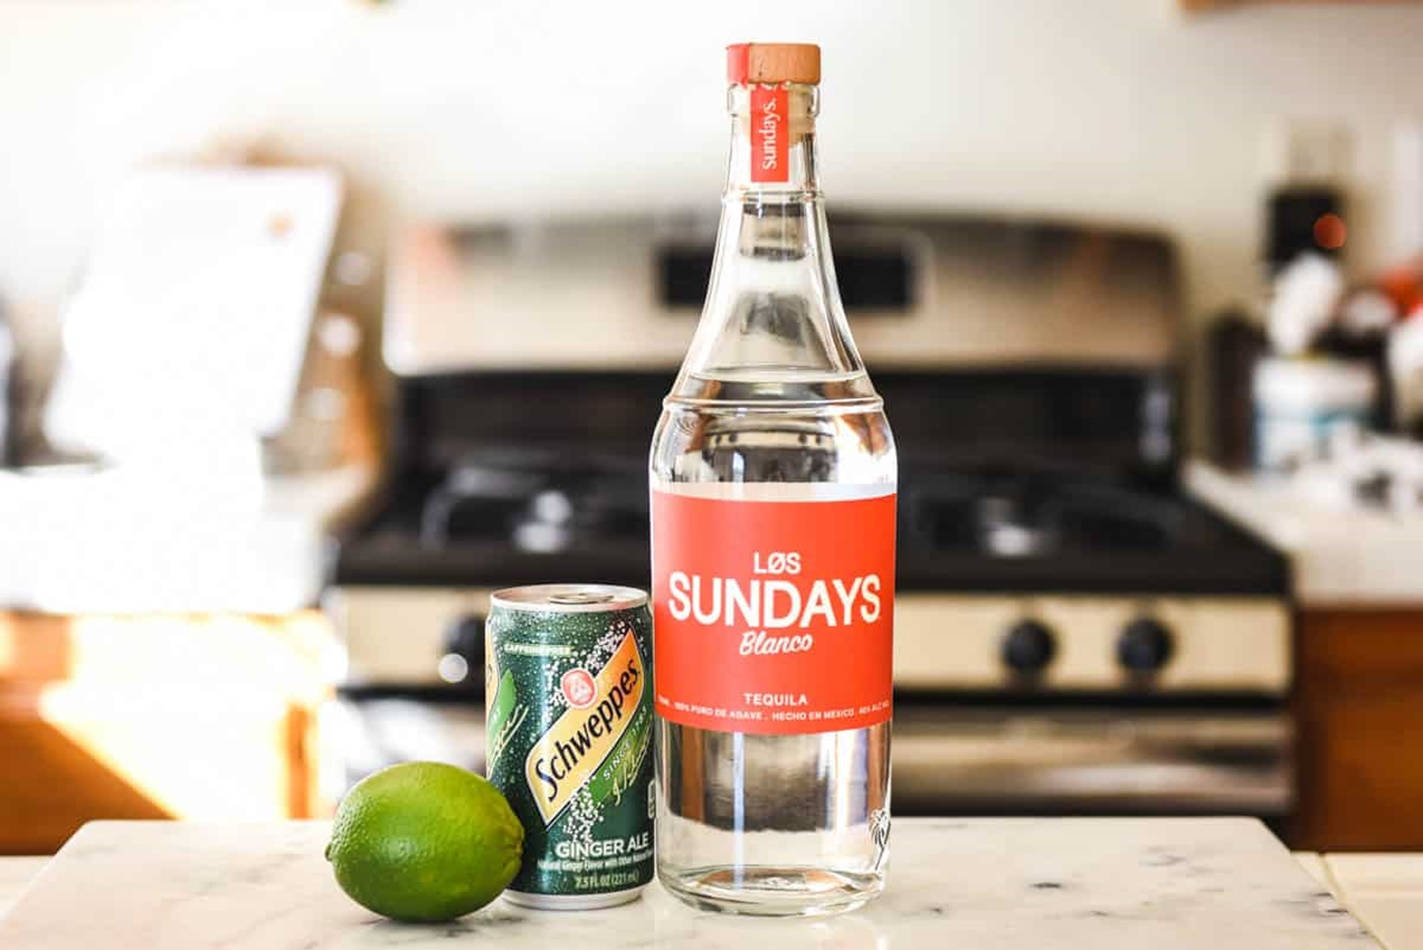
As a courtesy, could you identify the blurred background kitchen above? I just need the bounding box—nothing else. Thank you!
[3,0,1423,856]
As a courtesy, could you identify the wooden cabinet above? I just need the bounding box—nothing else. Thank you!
[0,612,334,854]
[1292,608,1423,850]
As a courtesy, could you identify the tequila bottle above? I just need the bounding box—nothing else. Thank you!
[649,42,896,917]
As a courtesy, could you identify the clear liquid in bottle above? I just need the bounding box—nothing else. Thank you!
[649,43,896,917]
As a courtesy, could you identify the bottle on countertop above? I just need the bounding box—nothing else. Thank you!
[649,43,896,916]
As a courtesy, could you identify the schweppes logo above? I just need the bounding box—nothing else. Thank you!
[524,632,644,825]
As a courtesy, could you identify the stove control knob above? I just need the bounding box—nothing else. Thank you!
[1002,620,1056,674]
[1117,618,1174,673]
[439,614,486,686]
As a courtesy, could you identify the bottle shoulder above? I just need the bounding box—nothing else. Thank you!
[650,389,896,488]
[664,368,882,411]
[649,481,895,500]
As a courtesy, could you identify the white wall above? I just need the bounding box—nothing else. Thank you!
[3,0,1423,438]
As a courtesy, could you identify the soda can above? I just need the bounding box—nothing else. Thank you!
[485,583,655,910]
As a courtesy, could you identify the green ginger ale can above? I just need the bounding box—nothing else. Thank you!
[485,584,655,909]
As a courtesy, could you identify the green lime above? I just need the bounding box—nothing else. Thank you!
[325,761,524,922]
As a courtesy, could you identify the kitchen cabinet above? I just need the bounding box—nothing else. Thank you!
[0,611,335,854]
[1293,608,1423,850]
[1184,462,1423,849]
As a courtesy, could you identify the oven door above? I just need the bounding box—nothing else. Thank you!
[331,687,485,793]
[892,703,1292,816]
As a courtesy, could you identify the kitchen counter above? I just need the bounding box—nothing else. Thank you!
[1185,459,1423,606]
[1312,854,1423,950]
[0,858,47,918]
[0,462,373,613]
[0,818,1392,948]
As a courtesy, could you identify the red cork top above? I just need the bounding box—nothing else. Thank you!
[726,43,821,85]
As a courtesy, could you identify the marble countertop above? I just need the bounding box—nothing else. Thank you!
[0,858,47,919]
[0,818,1382,948]
[1185,459,1423,606]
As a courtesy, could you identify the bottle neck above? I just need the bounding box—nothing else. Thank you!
[724,82,820,196]
[667,82,871,403]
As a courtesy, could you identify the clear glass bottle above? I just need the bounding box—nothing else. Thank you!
[649,44,896,917]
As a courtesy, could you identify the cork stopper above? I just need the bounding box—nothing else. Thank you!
[726,43,821,85]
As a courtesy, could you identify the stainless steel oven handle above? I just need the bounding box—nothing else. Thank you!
[891,710,1293,814]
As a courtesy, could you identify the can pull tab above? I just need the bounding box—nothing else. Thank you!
[548,592,617,606]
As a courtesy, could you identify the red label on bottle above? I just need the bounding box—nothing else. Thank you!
[651,489,896,735]
[749,84,789,183]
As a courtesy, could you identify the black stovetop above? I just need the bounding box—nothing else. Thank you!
[333,445,1288,596]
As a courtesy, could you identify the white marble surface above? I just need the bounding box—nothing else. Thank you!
[0,818,1377,949]
[1323,855,1423,950]
[1186,459,1423,606]
[0,858,48,920]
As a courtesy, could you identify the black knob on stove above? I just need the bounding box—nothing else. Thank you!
[439,614,486,686]
[1117,618,1174,673]
[1002,619,1056,674]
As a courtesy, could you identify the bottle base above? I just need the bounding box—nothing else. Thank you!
[658,864,883,917]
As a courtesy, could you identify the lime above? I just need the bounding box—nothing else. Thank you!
[325,761,524,922]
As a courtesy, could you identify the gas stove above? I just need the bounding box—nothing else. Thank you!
[332,370,1287,681]
[339,445,1285,595]
[327,214,1292,817]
